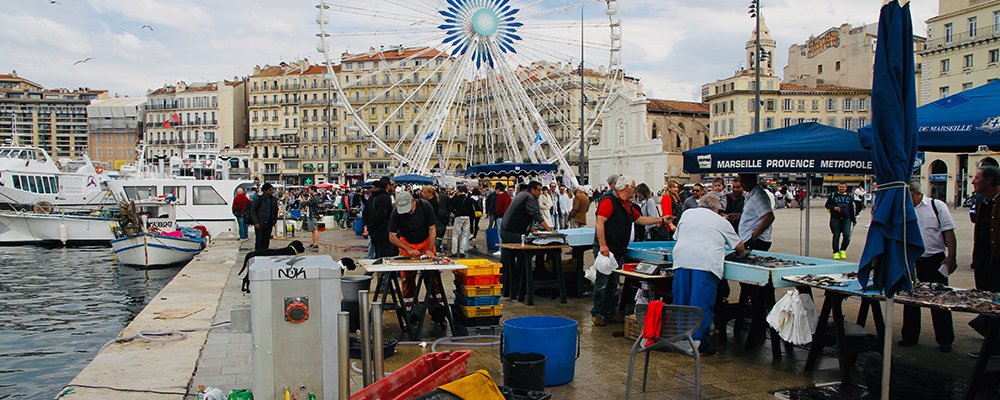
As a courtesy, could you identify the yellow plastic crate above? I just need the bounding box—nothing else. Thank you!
[456,284,503,297]
[455,259,502,276]
[457,304,503,318]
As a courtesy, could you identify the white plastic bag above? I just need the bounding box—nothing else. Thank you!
[593,252,618,275]
[766,289,819,345]
[584,265,597,283]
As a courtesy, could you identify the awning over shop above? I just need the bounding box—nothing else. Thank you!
[682,122,874,174]
[464,162,558,177]
[860,79,1000,152]
[392,174,436,185]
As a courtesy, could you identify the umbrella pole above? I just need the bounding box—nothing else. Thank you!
[804,175,812,256]
[882,296,893,398]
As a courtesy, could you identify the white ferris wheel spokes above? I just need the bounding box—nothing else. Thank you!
[315,0,623,184]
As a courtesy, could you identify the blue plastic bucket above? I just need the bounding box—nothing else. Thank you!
[353,217,364,236]
[502,316,578,386]
[486,227,500,252]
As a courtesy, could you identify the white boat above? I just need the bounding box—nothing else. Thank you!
[0,144,114,212]
[110,233,206,267]
[0,209,116,246]
[107,178,254,238]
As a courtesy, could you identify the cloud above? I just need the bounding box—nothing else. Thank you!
[86,0,212,32]
[0,13,92,55]
[0,0,940,103]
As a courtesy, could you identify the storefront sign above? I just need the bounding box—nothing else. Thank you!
[929,174,948,182]
[807,29,840,58]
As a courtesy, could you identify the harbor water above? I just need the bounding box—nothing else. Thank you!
[0,246,181,399]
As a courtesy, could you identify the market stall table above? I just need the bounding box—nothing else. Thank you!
[361,259,467,340]
[558,228,595,297]
[497,243,570,305]
[723,252,858,358]
[782,274,886,385]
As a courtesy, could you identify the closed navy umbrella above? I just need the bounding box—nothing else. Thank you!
[858,1,925,397]
[858,0,924,297]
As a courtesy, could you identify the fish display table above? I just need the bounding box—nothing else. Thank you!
[557,228,595,297]
[722,251,857,288]
[784,275,1000,399]
[361,258,466,340]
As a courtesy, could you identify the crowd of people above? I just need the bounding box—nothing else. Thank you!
[226,165,1000,358]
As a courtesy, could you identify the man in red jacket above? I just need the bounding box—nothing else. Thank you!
[232,188,251,241]
[493,182,511,228]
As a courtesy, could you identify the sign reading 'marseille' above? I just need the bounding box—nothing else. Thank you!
[713,159,872,170]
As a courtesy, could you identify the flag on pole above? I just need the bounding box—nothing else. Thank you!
[530,131,545,152]
[421,131,435,143]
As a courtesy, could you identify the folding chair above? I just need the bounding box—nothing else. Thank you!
[625,303,704,400]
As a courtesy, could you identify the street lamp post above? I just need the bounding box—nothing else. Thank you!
[577,3,586,184]
[749,0,763,134]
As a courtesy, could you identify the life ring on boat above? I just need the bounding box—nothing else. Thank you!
[33,201,53,215]
[94,164,104,174]
[205,159,214,168]
[54,160,62,169]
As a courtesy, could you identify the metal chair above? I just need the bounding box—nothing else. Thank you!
[625,303,704,400]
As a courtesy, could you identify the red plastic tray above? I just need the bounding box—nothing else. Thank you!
[453,271,501,286]
[350,351,472,400]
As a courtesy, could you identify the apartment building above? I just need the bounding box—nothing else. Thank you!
[248,47,467,185]
[0,71,107,158]
[917,0,1000,204]
[144,80,247,158]
[86,97,145,169]
[646,99,710,182]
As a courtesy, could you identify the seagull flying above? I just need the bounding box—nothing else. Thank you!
[140,25,154,31]
[73,57,92,65]
[49,0,61,4]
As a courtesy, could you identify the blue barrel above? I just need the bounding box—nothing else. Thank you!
[502,316,577,386]
[486,227,500,252]
[353,217,364,236]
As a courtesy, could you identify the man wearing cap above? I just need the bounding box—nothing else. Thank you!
[389,191,438,302]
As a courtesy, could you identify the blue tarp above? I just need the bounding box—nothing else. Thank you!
[857,0,924,297]
[464,162,558,177]
[392,174,436,185]
[681,122,873,174]
[860,79,1000,152]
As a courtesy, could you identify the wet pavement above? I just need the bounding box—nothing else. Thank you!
[190,202,998,399]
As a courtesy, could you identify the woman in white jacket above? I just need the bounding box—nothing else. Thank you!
[538,186,555,228]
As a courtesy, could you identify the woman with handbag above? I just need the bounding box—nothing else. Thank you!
[470,187,484,239]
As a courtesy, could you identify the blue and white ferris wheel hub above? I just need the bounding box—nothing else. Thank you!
[439,0,523,69]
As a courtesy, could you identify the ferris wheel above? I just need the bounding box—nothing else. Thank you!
[315,0,625,185]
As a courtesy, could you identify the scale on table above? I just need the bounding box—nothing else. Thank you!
[526,231,568,246]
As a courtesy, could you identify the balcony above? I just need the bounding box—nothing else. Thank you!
[923,25,1000,53]
[281,83,300,91]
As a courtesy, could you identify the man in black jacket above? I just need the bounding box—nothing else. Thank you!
[825,182,856,260]
[363,177,397,258]
[449,186,476,257]
[250,183,279,251]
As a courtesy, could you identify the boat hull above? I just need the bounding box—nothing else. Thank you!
[0,211,116,246]
[110,234,205,267]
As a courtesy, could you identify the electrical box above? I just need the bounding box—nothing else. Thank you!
[250,255,341,399]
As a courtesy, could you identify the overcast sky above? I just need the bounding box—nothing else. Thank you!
[1,0,935,102]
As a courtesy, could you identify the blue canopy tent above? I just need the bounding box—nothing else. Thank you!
[391,174,436,185]
[859,79,1000,152]
[858,2,924,397]
[682,122,874,175]
[464,162,558,178]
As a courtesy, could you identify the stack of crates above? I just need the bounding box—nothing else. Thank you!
[452,259,504,336]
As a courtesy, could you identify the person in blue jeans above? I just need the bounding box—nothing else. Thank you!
[825,182,856,260]
[671,195,746,355]
[592,175,671,326]
[232,187,251,240]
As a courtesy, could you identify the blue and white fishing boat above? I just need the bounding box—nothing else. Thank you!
[110,199,206,267]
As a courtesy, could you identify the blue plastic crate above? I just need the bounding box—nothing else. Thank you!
[453,291,502,306]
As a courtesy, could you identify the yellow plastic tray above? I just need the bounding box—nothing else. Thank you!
[456,284,503,297]
[454,259,502,276]
[458,304,503,318]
